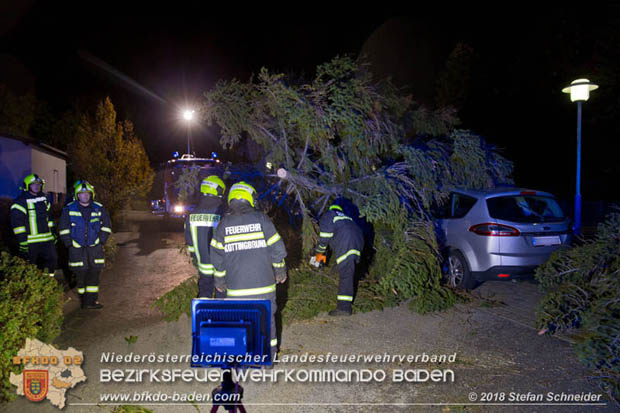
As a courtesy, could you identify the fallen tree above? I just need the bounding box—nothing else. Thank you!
[536,211,620,404]
[154,56,513,321]
[203,56,512,315]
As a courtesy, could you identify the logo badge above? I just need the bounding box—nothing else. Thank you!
[24,370,48,402]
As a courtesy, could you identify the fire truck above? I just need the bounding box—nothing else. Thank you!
[151,153,223,219]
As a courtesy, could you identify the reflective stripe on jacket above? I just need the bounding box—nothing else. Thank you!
[184,195,224,276]
[59,201,111,270]
[316,209,364,265]
[9,192,54,245]
[210,201,287,294]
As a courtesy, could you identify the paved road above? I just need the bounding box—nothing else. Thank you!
[2,211,613,413]
[56,211,194,348]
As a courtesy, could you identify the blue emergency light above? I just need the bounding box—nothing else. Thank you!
[191,299,271,368]
[173,151,180,158]
[211,151,218,159]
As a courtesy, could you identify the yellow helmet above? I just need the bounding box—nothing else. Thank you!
[200,175,226,197]
[73,180,95,199]
[227,181,256,207]
[23,173,45,192]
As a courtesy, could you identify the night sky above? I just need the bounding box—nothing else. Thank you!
[2,2,619,203]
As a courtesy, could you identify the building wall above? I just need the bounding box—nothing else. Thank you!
[31,147,66,195]
[0,136,31,199]
[0,136,67,203]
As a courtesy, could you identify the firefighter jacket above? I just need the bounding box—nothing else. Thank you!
[184,194,224,276]
[210,201,287,296]
[10,191,55,248]
[316,209,364,265]
[58,200,111,270]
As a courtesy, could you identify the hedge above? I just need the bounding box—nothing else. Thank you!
[0,252,64,403]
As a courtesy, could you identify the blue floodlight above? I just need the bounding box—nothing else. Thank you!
[191,299,272,368]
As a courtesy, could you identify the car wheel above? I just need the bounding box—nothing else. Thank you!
[446,250,476,290]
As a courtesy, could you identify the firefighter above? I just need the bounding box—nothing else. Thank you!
[185,175,226,298]
[58,180,112,309]
[10,173,58,277]
[311,203,364,316]
[210,181,287,360]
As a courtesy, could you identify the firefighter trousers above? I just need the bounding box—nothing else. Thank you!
[27,241,57,277]
[75,268,101,307]
[336,258,357,312]
[198,274,226,299]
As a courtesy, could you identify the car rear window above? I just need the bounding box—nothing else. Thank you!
[451,193,477,218]
[486,195,566,223]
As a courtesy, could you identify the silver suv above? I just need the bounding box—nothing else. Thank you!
[436,187,572,289]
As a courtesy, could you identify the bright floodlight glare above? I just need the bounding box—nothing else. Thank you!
[562,78,598,102]
[183,110,194,121]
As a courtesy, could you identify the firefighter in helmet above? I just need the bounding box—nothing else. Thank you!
[311,202,364,316]
[210,181,287,360]
[58,180,112,309]
[185,175,226,298]
[10,173,58,277]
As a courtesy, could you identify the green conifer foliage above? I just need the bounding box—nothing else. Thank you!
[536,212,620,403]
[200,57,513,316]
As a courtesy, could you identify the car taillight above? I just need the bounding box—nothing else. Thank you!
[498,273,510,278]
[469,223,521,236]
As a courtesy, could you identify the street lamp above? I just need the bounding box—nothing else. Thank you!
[182,109,195,155]
[561,78,598,236]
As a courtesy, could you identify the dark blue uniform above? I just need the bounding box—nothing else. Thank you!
[10,191,57,277]
[184,194,225,298]
[58,200,111,307]
[316,206,364,312]
[210,200,287,357]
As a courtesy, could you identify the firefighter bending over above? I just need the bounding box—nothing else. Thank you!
[210,181,287,359]
[311,203,364,316]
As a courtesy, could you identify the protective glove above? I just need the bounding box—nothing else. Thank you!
[309,256,318,267]
[191,255,198,268]
[275,268,287,283]
[309,253,326,268]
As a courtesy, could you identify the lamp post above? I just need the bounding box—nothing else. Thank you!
[561,78,598,236]
[182,109,195,155]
